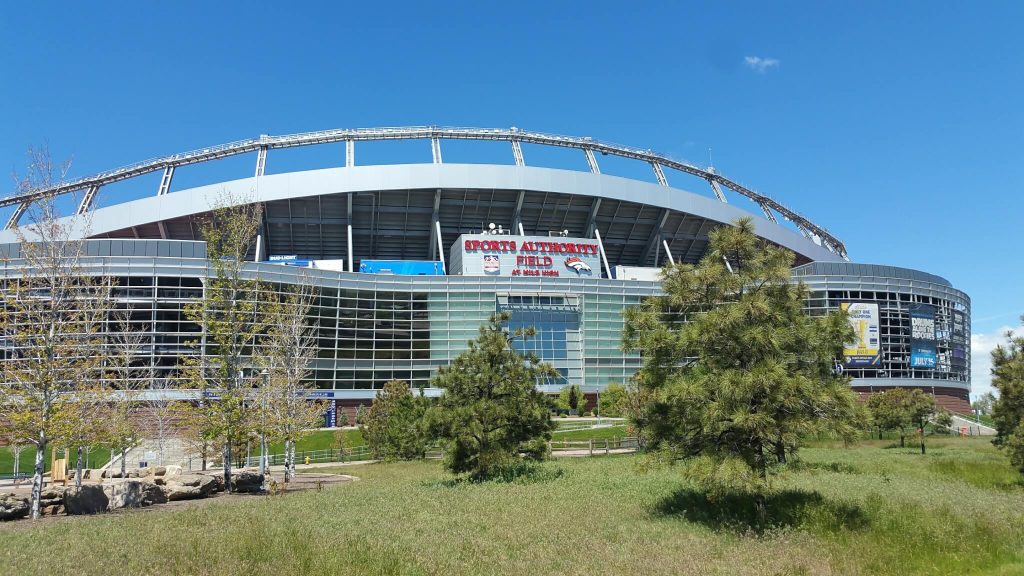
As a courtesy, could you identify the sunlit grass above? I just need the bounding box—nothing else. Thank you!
[1,438,1022,575]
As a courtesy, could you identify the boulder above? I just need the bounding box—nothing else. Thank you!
[137,467,154,478]
[164,465,182,477]
[165,485,202,501]
[63,485,109,515]
[0,495,30,521]
[141,482,168,506]
[153,466,167,477]
[105,480,169,509]
[41,504,64,516]
[230,470,265,494]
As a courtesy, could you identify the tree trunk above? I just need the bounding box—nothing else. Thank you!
[120,447,127,478]
[754,492,767,529]
[75,446,84,488]
[775,441,786,464]
[920,422,926,455]
[223,440,233,493]
[878,427,883,440]
[201,441,207,472]
[900,433,905,448]
[30,433,47,520]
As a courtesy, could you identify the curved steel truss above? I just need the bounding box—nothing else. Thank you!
[1,126,846,258]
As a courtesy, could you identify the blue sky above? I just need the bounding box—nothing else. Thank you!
[1,2,1021,396]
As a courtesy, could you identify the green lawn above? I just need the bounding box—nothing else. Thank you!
[267,428,366,454]
[2,436,1022,575]
[1,446,109,477]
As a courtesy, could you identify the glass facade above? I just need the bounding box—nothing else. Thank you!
[0,241,970,401]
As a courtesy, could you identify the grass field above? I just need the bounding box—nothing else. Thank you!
[1,436,1022,575]
[0,446,109,477]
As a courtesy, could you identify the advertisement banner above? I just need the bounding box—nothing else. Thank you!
[842,302,881,366]
[451,234,602,278]
[910,303,936,341]
[911,340,938,369]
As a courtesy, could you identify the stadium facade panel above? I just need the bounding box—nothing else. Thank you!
[0,128,971,413]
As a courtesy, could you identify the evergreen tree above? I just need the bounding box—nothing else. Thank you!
[621,217,862,522]
[991,316,1024,473]
[558,384,586,415]
[361,380,431,460]
[430,312,557,480]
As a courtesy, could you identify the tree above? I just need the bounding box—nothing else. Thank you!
[991,316,1024,473]
[361,380,431,461]
[621,217,862,522]
[0,147,113,519]
[973,391,997,417]
[867,388,914,446]
[867,388,936,453]
[597,383,628,418]
[558,384,586,415]
[429,312,557,480]
[104,306,150,477]
[179,194,270,492]
[906,389,936,454]
[257,284,324,483]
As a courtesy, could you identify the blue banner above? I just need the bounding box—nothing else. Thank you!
[910,341,937,369]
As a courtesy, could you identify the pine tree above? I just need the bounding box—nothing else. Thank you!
[991,316,1024,473]
[622,217,862,522]
[361,380,431,461]
[430,312,557,480]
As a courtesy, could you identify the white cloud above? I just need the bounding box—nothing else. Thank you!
[744,56,780,73]
[971,324,1024,399]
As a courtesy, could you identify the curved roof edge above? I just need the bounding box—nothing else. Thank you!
[792,261,953,288]
[0,164,843,264]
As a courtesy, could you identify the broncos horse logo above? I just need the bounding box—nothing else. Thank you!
[564,256,592,275]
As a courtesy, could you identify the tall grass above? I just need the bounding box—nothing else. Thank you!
[0,438,1021,575]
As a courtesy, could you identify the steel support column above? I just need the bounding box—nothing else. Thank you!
[662,239,676,265]
[345,139,354,167]
[428,190,442,261]
[435,220,446,274]
[510,190,525,236]
[255,146,268,177]
[76,185,101,215]
[593,228,613,279]
[707,177,728,203]
[640,209,670,265]
[652,162,668,186]
[157,166,175,196]
[511,140,524,166]
[347,193,354,273]
[757,201,779,223]
[5,202,29,230]
[584,198,602,237]
[431,138,442,164]
[584,148,600,174]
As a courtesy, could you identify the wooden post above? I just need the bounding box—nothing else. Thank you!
[605,439,609,455]
[589,439,593,457]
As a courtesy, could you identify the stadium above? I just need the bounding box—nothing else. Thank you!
[0,127,971,414]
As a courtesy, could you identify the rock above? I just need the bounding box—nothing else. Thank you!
[41,487,65,500]
[141,482,168,506]
[42,504,64,516]
[63,485,109,515]
[164,465,182,477]
[230,470,265,494]
[137,467,154,478]
[165,485,202,501]
[153,466,167,477]
[0,496,30,521]
[104,480,169,509]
